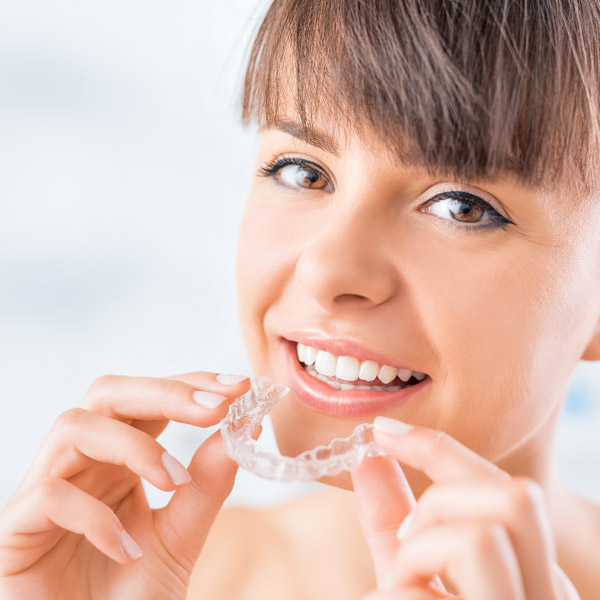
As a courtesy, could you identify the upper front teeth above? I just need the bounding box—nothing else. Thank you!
[296,343,426,384]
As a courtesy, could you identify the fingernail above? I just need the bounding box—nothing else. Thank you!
[396,508,416,540]
[121,530,143,560]
[161,451,192,485]
[193,390,227,408]
[216,373,248,385]
[374,416,413,436]
[251,424,263,441]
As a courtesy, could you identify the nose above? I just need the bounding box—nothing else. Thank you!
[294,208,398,311]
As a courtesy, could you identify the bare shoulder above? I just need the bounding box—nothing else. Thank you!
[187,505,262,600]
[186,504,294,600]
[556,490,600,600]
[186,488,375,600]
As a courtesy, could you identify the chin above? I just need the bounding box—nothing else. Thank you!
[269,391,363,453]
[318,471,354,490]
[268,397,431,498]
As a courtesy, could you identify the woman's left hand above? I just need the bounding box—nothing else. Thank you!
[351,417,580,600]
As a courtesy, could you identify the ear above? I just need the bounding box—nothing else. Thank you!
[581,317,600,361]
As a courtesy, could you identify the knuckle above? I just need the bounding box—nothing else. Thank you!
[426,429,451,461]
[467,522,506,557]
[432,429,451,448]
[38,476,62,503]
[89,374,119,393]
[83,374,120,407]
[55,407,87,431]
[508,477,544,516]
[155,378,185,402]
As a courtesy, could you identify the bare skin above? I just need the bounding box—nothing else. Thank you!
[2,114,600,598]
[0,372,251,600]
[226,118,600,598]
[190,469,600,599]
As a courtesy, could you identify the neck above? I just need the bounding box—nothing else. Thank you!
[494,394,568,514]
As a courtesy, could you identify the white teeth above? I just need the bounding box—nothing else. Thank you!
[397,369,413,382]
[358,360,378,381]
[315,349,336,377]
[304,345,317,366]
[306,366,402,391]
[309,367,340,388]
[377,365,398,384]
[296,342,427,386]
[335,356,360,381]
[297,343,306,363]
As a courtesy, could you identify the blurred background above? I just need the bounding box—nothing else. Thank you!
[0,0,599,512]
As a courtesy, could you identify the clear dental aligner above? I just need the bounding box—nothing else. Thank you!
[220,376,387,482]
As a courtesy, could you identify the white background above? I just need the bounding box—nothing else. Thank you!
[1,0,599,511]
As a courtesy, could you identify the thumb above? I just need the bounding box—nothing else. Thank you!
[351,455,416,589]
[154,429,238,570]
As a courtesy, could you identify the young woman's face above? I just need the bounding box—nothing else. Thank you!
[236,115,600,492]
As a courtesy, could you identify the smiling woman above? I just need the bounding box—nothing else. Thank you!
[1,1,600,600]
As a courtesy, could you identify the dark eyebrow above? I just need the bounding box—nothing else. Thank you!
[272,119,341,158]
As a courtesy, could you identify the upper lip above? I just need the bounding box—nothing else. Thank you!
[281,330,427,374]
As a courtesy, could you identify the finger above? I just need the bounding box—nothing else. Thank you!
[400,478,557,599]
[80,372,250,427]
[154,429,238,570]
[362,587,441,600]
[351,455,417,589]
[0,477,142,574]
[27,408,191,489]
[373,417,510,484]
[390,520,526,600]
[554,564,581,600]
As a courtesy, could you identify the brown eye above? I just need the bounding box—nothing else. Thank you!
[422,193,492,225]
[279,164,328,189]
[445,198,484,222]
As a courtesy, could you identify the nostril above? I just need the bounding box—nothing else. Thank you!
[332,294,372,306]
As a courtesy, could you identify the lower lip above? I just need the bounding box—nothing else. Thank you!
[283,340,430,418]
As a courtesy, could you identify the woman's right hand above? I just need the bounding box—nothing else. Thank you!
[0,371,250,600]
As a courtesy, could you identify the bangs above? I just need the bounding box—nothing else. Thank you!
[241,0,600,188]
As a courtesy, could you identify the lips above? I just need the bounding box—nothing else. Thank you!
[283,339,430,418]
[282,330,422,372]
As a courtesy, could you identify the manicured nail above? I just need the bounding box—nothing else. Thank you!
[193,390,227,408]
[396,508,416,540]
[161,452,192,485]
[121,530,143,560]
[374,416,414,436]
[216,373,248,385]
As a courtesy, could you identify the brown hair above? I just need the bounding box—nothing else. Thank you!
[240,0,600,189]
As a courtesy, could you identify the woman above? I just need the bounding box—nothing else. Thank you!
[1,0,599,598]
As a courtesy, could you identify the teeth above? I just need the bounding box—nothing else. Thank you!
[358,360,378,381]
[335,356,360,381]
[304,345,317,366]
[377,365,398,384]
[306,366,403,391]
[297,343,426,385]
[315,349,336,377]
[397,369,413,382]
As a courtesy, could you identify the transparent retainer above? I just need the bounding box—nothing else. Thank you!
[220,376,386,482]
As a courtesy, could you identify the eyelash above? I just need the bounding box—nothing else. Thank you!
[258,156,330,187]
[257,156,514,232]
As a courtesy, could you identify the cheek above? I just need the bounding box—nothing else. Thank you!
[235,194,301,374]
[411,232,592,458]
